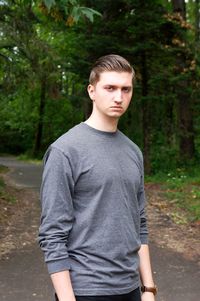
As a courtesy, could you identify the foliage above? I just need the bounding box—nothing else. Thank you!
[0,176,16,204]
[40,0,101,25]
[0,0,100,156]
[0,0,200,174]
[145,167,200,222]
[0,164,8,174]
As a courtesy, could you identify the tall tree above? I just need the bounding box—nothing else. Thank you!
[195,0,200,41]
[171,0,195,161]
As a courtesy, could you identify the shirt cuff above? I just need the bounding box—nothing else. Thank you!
[47,258,71,274]
[140,234,149,244]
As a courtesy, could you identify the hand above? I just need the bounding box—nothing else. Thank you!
[141,292,156,301]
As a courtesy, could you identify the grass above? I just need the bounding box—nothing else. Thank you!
[17,154,42,165]
[0,177,5,189]
[0,165,8,174]
[0,165,16,204]
[145,167,200,223]
[0,178,16,204]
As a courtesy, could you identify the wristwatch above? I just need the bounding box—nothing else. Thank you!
[141,285,158,295]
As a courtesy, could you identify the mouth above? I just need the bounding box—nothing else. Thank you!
[110,106,123,110]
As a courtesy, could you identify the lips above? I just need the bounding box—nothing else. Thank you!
[110,106,123,109]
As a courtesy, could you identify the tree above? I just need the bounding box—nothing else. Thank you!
[0,0,101,156]
[195,0,200,41]
[0,0,199,172]
[171,0,195,161]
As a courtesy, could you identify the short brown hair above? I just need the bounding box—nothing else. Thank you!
[89,54,135,85]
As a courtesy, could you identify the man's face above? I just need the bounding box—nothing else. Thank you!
[87,71,133,119]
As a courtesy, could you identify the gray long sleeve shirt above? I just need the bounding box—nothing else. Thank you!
[38,122,148,296]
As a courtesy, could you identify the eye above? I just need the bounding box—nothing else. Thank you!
[105,86,114,91]
[122,87,131,93]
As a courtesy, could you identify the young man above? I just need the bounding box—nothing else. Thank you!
[38,54,157,301]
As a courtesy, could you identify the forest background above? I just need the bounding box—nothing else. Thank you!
[0,1,200,284]
[0,0,200,176]
[1,0,200,224]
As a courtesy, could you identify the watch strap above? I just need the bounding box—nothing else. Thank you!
[141,285,158,295]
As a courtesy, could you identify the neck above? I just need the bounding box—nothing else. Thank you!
[85,112,119,132]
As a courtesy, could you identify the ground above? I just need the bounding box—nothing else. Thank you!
[0,172,40,259]
[145,183,200,265]
[0,171,200,266]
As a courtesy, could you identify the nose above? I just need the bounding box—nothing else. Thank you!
[113,89,123,103]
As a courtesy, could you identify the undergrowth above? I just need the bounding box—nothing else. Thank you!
[145,167,200,223]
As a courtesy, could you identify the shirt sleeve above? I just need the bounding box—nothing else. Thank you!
[137,154,148,244]
[38,146,75,274]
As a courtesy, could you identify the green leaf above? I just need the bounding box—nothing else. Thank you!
[70,7,79,22]
[43,0,56,11]
[68,0,78,5]
[80,7,102,22]
[71,6,101,23]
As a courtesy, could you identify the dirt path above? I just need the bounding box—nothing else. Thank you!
[0,157,199,301]
[146,183,200,265]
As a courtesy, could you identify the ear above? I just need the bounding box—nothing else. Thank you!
[87,84,95,101]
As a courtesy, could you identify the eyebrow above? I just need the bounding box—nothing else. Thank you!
[103,84,132,88]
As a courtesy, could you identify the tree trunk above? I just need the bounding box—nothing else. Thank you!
[195,0,200,41]
[172,0,195,160]
[178,92,195,157]
[141,51,151,174]
[172,0,186,18]
[165,97,174,145]
[33,78,46,156]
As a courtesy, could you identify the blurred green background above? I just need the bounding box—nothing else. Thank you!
[0,0,200,176]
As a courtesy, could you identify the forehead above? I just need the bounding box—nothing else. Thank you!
[97,71,133,86]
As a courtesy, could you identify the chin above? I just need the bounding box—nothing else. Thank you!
[108,113,123,118]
